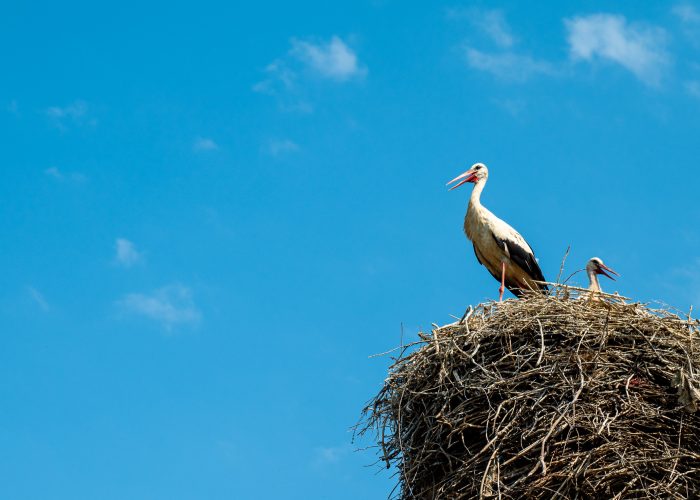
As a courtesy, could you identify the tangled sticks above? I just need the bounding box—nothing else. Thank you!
[358,288,700,499]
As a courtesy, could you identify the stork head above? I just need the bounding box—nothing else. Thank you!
[447,163,488,191]
[586,257,619,281]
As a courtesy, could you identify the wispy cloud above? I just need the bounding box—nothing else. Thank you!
[253,59,297,95]
[674,4,700,46]
[465,48,555,81]
[46,100,95,129]
[254,35,364,111]
[193,137,218,152]
[493,98,527,116]
[455,10,554,83]
[8,100,19,115]
[447,8,515,48]
[565,14,669,86]
[686,80,700,98]
[118,284,201,330]
[44,167,87,183]
[44,167,64,179]
[290,36,366,81]
[673,4,700,24]
[667,258,700,307]
[26,286,49,312]
[252,60,314,113]
[115,238,143,268]
[46,100,87,119]
[267,139,300,157]
[311,445,351,466]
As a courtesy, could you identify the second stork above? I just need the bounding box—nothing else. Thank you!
[448,162,548,301]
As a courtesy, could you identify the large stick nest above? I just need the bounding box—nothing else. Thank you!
[358,287,700,499]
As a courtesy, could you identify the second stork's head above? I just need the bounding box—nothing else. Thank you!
[447,163,488,190]
[586,257,619,281]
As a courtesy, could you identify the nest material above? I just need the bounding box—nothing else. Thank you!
[358,287,700,499]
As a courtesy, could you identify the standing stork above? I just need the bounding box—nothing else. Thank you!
[447,163,548,301]
[586,257,619,293]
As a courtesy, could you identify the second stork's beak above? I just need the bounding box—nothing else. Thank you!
[447,169,478,191]
[597,262,620,280]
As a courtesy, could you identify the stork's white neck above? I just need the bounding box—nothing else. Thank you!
[469,178,487,210]
[587,269,601,292]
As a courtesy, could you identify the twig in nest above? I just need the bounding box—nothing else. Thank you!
[556,245,571,284]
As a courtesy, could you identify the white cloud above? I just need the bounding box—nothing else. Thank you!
[44,167,63,179]
[312,445,351,466]
[253,59,297,95]
[673,4,700,23]
[493,98,526,116]
[448,8,515,48]
[452,9,553,83]
[674,4,700,46]
[46,100,87,119]
[26,286,49,312]
[193,137,218,151]
[686,80,700,98]
[253,36,365,109]
[291,36,366,81]
[44,167,87,183]
[565,14,669,86]
[478,10,515,48]
[118,284,201,330]
[267,139,300,157]
[46,100,95,129]
[115,238,143,268]
[465,48,555,81]
[667,258,700,308]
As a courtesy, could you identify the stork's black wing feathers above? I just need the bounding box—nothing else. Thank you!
[491,233,548,293]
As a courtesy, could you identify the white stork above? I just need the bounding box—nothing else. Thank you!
[447,162,548,301]
[585,257,619,293]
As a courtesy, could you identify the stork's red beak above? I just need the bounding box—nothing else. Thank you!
[597,262,620,280]
[447,169,478,191]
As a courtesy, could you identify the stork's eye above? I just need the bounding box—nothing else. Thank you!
[475,165,481,170]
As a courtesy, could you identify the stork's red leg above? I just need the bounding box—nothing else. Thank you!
[499,262,506,302]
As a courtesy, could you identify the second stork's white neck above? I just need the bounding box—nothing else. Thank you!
[587,269,601,292]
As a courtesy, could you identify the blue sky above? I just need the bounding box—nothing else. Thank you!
[2,1,700,498]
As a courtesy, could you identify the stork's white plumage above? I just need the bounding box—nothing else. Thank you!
[585,257,619,293]
[447,163,547,301]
